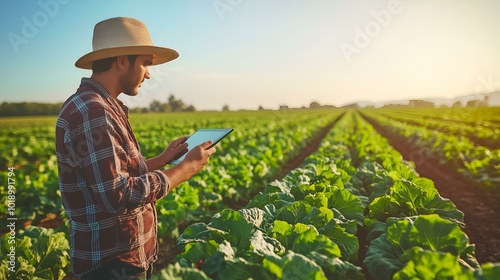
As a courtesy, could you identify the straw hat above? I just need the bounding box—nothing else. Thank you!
[75,17,179,69]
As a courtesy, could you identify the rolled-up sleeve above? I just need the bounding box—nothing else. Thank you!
[67,107,169,214]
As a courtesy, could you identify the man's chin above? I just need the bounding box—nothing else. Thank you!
[123,90,140,97]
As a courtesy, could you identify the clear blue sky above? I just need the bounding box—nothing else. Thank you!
[1,0,500,110]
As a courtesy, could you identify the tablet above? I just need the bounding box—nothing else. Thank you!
[169,128,234,165]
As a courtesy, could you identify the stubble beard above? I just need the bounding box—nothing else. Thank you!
[120,66,141,97]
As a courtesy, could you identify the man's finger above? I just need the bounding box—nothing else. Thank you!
[175,136,188,145]
[200,140,213,149]
[173,148,188,160]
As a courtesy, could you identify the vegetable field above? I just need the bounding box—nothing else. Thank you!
[1,108,499,279]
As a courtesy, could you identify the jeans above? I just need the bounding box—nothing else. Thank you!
[79,259,153,280]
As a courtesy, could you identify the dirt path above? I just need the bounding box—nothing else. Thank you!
[362,113,500,264]
[276,114,343,180]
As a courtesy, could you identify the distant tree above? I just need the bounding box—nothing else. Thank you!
[222,105,230,111]
[466,99,481,107]
[409,100,434,108]
[451,101,462,108]
[184,105,196,112]
[149,100,163,112]
[168,94,185,112]
[309,101,321,109]
[129,107,141,113]
[279,105,289,110]
[258,105,265,110]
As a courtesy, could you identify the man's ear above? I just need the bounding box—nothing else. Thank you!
[115,55,129,70]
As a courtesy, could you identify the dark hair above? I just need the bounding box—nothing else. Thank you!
[92,55,139,73]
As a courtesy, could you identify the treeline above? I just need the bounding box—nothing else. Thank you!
[129,95,196,113]
[0,95,196,116]
[0,102,64,116]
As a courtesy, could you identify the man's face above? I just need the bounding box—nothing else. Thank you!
[120,55,153,96]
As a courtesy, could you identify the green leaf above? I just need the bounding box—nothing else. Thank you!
[266,180,293,194]
[460,244,480,269]
[369,181,463,223]
[247,192,294,209]
[386,218,411,247]
[405,214,468,255]
[393,250,474,280]
[364,217,400,242]
[270,220,294,249]
[364,233,404,280]
[318,219,359,261]
[276,201,311,225]
[417,190,464,223]
[366,215,477,280]
[264,251,328,280]
[249,230,284,257]
[151,263,210,280]
[291,225,342,259]
[304,192,329,209]
[303,207,334,229]
[176,240,219,264]
[324,186,365,225]
[238,208,266,229]
[411,177,436,192]
[308,251,364,280]
[210,209,254,250]
[216,256,276,280]
[476,263,500,280]
[177,223,211,248]
[0,226,71,280]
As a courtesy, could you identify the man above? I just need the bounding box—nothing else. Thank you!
[55,17,215,279]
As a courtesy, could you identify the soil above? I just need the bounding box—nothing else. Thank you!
[362,113,500,264]
[154,237,180,273]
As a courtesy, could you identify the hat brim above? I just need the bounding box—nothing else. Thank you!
[75,46,179,69]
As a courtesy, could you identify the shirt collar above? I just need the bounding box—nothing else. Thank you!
[80,77,111,98]
[79,77,129,116]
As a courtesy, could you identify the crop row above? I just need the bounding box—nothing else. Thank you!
[155,111,499,279]
[375,107,500,128]
[360,110,500,191]
[374,108,499,149]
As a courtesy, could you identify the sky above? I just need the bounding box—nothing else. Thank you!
[1,0,499,110]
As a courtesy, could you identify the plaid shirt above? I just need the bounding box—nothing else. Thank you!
[56,78,170,276]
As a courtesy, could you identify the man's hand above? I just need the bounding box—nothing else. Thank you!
[162,136,189,164]
[163,141,216,191]
[144,136,188,171]
[181,140,216,171]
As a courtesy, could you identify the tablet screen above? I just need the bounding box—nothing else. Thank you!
[169,128,234,164]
